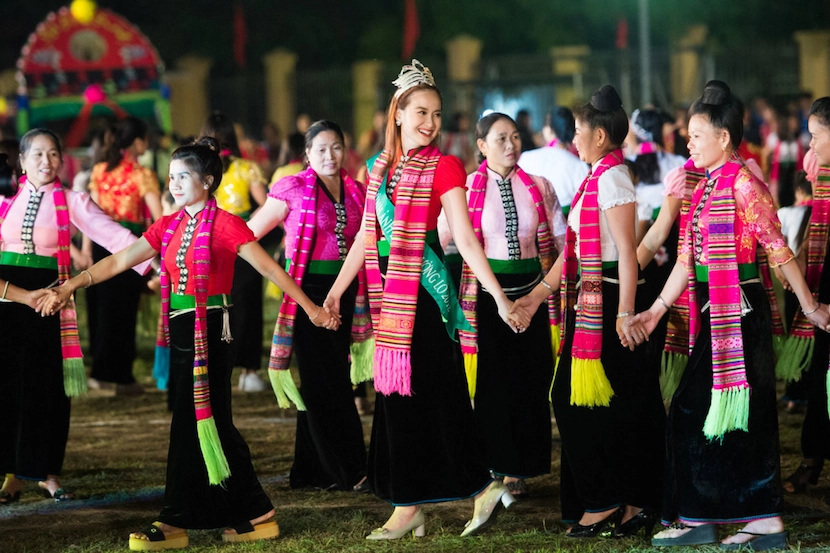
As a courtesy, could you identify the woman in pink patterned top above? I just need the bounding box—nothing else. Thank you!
[247,120,368,492]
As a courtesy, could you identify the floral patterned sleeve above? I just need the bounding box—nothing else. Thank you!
[734,168,794,267]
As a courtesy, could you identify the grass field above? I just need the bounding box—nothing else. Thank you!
[1,290,829,552]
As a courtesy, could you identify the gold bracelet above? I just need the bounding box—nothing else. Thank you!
[1,280,8,300]
[311,306,322,322]
[82,270,94,288]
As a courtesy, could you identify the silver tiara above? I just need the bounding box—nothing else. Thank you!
[392,59,436,95]
[630,109,654,143]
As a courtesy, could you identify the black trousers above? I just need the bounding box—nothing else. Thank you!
[229,257,263,371]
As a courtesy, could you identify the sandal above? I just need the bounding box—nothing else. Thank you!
[721,530,788,551]
[128,522,188,551]
[505,479,529,496]
[0,490,21,506]
[783,459,823,494]
[39,481,74,502]
[222,517,280,543]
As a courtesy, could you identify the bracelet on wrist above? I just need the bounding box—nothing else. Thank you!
[540,279,553,292]
[82,269,94,289]
[803,303,820,316]
[616,310,634,319]
[657,295,670,311]
[311,306,322,322]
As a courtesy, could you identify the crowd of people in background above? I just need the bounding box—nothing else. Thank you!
[1,59,830,553]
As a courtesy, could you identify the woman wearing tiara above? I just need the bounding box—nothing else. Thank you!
[632,81,830,549]
[514,85,665,539]
[324,60,529,540]
[45,137,338,550]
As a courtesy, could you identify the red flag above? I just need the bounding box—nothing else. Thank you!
[233,1,248,68]
[615,18,628,50]
[402,0,420,60]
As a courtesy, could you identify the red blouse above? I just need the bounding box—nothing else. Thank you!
[143,209,255,295]
[388,154,466,230]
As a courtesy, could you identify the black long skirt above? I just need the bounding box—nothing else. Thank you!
[799,244,830,460]
[473,272,552,479]
[553,270,665,522]
[88,241,143,384]
[229,256,264,371]
[290,273,367,490]
[662,282,783,525]
[368,285,491,506]
[158,309,273,529]
[0,264,70,480]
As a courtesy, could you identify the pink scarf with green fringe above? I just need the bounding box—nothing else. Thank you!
[560,149,624,407]
[459,161,559,398]
[0,178,86,396]
[158,198,230,485]
[363,146,440,396]
[268,167,372,409]
[674,156,785,439]
[775,166,830,382]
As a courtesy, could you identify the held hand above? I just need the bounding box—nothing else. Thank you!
[28,288,55,312]
[629,308,660,336]
[40,284,73,316]
[497,297,523,333]
[617,315,648,351]
[807,303,830,332]
[323,294,341,319]
[509,295,538,332]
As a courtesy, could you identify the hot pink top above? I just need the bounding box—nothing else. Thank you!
[0,180,151,274]
[268,173,363,262]
[680,165,793,268]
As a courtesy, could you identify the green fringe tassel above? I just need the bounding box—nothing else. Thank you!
[772,333,787,360]
[660,351,688,404]
[463,353,477,399]
[702,386,750,441]
[350,337,375,385]
[570,358,614,407]
[62,357,87,397]
[269,369,307,411]
[774,335,813,382]
[196,417,231,486]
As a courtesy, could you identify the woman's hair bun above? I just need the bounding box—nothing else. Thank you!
[701,80,731,106]
[195,136,220,152]
[590,85,623,113]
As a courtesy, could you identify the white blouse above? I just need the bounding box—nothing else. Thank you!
[568,163,637,261]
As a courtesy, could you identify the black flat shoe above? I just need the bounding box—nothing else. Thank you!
[614,510,657,538]
[783,459,822,494]
[0,490,21,506]
[566,507,623,539]
[41,487,74,502]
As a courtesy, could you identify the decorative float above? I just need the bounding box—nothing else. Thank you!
[15,1,171,146]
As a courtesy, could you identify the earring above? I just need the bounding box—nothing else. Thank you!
[597,142,602,147]
[203,184,209,190]
[396,119,401,126]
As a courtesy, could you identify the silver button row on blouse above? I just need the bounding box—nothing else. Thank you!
[175,215,199,294]
[21,190,46,255]
[334,202,348,261]
[496,178,522,260]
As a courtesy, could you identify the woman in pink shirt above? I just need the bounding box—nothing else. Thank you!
[0,129,152,504]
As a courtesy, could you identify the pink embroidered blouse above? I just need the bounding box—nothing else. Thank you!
[0,180,151,274]
[268,174,363,262]
[681,165,794,268]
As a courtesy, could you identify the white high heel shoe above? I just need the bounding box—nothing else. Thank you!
[366,509,426,540]
[460,481,516,537]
